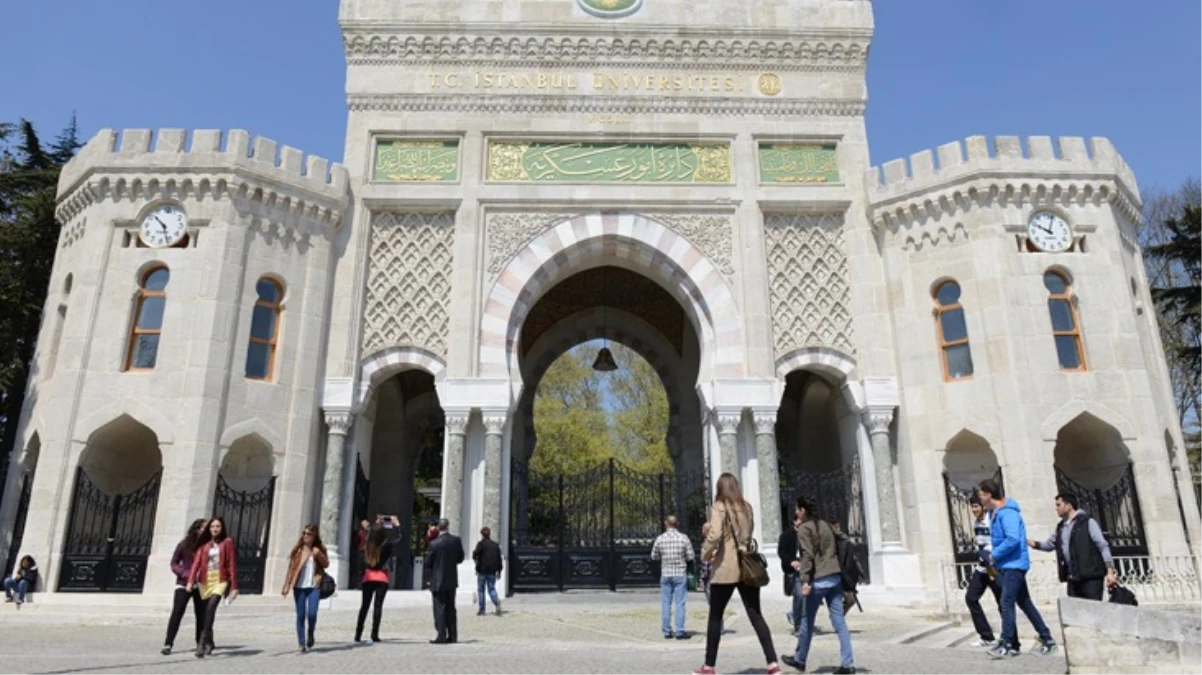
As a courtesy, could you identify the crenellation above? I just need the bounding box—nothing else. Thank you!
[909,149,934,179]
[936,141,963,169]
[1028,135,1055,160]
[252,136,278,166]
[994,135,1021,159]
[156,129,187,153]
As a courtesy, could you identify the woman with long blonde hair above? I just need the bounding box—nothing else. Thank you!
[693,473,780,675]
[282,524,329,653]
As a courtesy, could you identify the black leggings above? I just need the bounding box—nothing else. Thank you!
[706,583,777,668]
[164,587,204,647]
[199,595,221,649]
[356,581,389,640]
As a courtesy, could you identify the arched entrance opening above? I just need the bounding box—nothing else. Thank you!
[60,415,163,592]
[1053,412,1148,556]
[215,434,276,594]
[356,367,445,590]
[941,429,1001,577]
[508,266,707,592]
[776,368,868,581]
[3,432,39,577]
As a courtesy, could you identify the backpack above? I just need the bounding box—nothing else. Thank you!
[835,535,864,612]
[1108,584,1138,606]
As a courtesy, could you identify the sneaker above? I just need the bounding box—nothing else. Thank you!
[767,665,782,675]
[692,667,716,675]
[987,643,1019,659]
[477,610,486,616]
[495,602,502,616]
[160,646,172,656]
[969,638,996,648]
[781,655,805,672]
[664,633,673,639]
[675,632,688,640]
[833,668,855,675]
[1035,639,1058,655]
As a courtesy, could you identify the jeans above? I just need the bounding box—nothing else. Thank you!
[293,586,320,647]
[660,576,687,636]
[790,573,807,633]
[164,587,204,647]
[794,574,854,668]
[965,570,1001,641]
[705,583,776,668]
[3,578,28,602]
[1067,578,1104,601]
[998,569,1053,650]
[356,581,389,641]
[477,573,500,612]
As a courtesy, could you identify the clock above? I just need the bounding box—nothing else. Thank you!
[139,204,188,248]
[1027,211,1072,253]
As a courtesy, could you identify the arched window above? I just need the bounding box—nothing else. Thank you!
[934,280,973,380]
[1045,270,1086,371]
[126,267,169,370]
[245,278,282,380]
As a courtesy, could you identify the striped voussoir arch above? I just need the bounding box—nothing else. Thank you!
[358,345,447,402]
[480,212,745,380]
[775,346,863,410]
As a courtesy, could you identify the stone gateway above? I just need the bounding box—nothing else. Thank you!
[1,0,1196,602]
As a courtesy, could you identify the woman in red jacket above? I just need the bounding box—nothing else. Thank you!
[185,517,238,658]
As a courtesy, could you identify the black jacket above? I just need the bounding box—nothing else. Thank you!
[472,538,503,575]
[777,525,799,575]
[424,532,464,592]
[1054,512,1107,582]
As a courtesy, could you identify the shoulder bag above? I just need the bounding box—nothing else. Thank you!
[724,505,769,587]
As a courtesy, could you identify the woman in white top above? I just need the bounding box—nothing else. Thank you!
[282,524,329,653]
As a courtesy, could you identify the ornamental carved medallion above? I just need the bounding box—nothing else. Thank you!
[578,0,644,19]
[764,214,855,357]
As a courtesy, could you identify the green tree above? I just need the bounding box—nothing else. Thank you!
[1141,180,1202,476]
[0,117,81,487]
[531,346,613,474]
[607,343,672,474]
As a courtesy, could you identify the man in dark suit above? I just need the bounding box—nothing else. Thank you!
[424,518,464,644]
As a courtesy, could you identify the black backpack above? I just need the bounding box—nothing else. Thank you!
[835,535,862,591]
[1108,584,1138,606]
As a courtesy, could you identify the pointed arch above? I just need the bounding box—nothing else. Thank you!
[219,418,284,457]
[358,346,447,405]
[75,400,175,445]
[1040,401,1136,441]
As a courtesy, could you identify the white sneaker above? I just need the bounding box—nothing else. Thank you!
[970,638,996,648]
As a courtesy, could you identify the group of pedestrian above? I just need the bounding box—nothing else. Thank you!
[162,517,239,658]
[966,480,1116,659]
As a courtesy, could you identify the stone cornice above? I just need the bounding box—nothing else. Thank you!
[348,93,864,117]
[342,27,870,72]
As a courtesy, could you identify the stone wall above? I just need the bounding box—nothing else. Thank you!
[1059,597,1201,674]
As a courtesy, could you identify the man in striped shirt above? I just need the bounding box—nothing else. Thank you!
[651,515,695,639]
[966,496,1002,647]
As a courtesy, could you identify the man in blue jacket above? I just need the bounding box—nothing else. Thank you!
[976,480,1058,659]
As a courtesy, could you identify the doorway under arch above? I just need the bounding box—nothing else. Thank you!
[215,434,277,594]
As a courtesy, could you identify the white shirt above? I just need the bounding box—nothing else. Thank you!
[295,556,315,589]
[207,543,220,571]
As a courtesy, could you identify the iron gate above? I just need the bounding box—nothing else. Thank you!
[509,458,706,592]
[779,454,869,583]
[213,474,276,594]
[59,468,161,592]
[942,468,1004,586]
[1055,464,1148,556]
[3,473,32,577]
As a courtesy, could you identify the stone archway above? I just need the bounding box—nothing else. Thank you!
[941,429,1001,565]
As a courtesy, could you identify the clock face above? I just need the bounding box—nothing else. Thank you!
[1027,211,1072,252]
[139,205,188,248]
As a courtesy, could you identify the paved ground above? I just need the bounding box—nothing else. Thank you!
[0,591,1068,674]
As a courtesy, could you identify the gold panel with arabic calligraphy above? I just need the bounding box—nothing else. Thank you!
[486,140,732,184]
[373,140,460,182]
[758,144,839,184]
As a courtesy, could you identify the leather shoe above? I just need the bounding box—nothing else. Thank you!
[429,638,449,644]
[781,655,805,672]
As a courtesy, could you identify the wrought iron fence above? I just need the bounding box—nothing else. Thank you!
[779,454,868,582]
[59,468,161,592]
[942,469,1004,577]
[941,555,1201,612]
[1054,464,1148,556]
[213,475,276,594]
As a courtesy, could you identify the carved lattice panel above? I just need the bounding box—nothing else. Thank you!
[764,214,855,357]
[363,212,455,357]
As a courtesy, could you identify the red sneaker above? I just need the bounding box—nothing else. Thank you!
[693,667,717,675]
[767,665,782,675]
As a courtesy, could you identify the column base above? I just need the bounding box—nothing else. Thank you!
[867,545,925,603]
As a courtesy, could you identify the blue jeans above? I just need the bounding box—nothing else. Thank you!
[293,586,320,647]
[791,573,807,632]
[660,576,687,636]
[794,574,853,668]
[477,573,499,612]
[998,569,1053,650]
[4,578,28,602]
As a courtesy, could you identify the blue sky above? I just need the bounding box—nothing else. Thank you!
[3,1,1198,191]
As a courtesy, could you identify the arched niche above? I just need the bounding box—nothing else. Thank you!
[1052,412,1131,490]
[79,414,163,495]
[218,434,274,493]
[942,429,1001,489]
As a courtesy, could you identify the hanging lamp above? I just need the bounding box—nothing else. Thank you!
[593,306,618,372]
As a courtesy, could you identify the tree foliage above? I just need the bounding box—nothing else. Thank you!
[531,341,672,475]
[1140,179,1202,476]
[0,117,81,478]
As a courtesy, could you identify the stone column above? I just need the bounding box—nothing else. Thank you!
[715,412,741,478]
[864,407,901,546]
[441,414,469,532]
[320,412,353,561]
[482,414,506,538]
[753,412,782,545]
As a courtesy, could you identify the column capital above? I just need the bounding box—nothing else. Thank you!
[482,414,507,436]
[444,414,469,436]
[863,406,894,436]
[324,411,354,436]
[714,412,742,435]
[752,412,777,436]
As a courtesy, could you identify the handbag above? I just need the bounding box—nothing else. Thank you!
[319,573,337,600]
[686,560,699,592]
[724,506,769,587]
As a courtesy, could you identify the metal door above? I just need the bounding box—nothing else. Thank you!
[59,468,161,592]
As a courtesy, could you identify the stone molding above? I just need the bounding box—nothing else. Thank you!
[752,414,777,436]
[715,414,742,435]
[482,416,507,435]
[863,408,893,436]
[347,94,865,118]
[56,129,348,224]
[485,211,733,282]
[342,32,869,72]
[444,415,469,436]
[324,412,353,436]
[764,213,855,358]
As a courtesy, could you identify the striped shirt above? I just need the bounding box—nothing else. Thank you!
[974,513,992,572]
[651,528,695,578]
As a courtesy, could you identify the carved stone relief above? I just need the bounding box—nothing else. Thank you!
[652,214,735,278]
[485,212,574,277]
[763,214,855,357]
[363,212,455,358]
